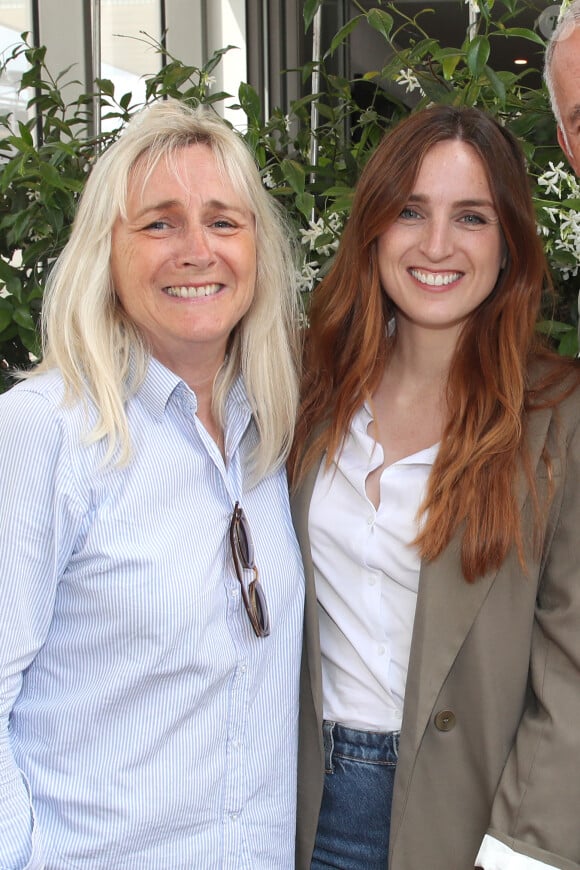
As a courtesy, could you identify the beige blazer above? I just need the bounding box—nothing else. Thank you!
[293,387,580,870]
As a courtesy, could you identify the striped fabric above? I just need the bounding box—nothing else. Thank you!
[0,358,304,869]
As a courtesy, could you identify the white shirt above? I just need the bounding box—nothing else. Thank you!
[309,402,436,731]
[309,402,557,870]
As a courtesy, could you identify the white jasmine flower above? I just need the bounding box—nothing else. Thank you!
[537,160,580,283]
[542,206,560,225]
[300,213,343,252]
[296,260,320,294]
[538,161,573,196]
[300,222,324,249]
[394,69,425,96]
[262,170,276,189]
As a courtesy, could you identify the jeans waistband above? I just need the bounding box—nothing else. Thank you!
[322,719,400,768]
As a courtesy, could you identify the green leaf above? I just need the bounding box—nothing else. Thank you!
[498,27,546,47]
[441,53,461,81]
[0,306,12,333]
[281,159,306,195]
[17,326,40,355]
[0,258,18,284]
[536,320,574,336]
[295,192,315,220]
[558,329,579,357]
[366,9,394,42]
[466,36,491,78]
[202,91,232,105]
[327,17,363,57]
[303,0,323,31]
[38,161,69,190]
[238,82,261,122]
[483,65,506,103]
[95,77,115,97]
[13,305,36,331]
[203,45,235,76]
[17,121,34,148]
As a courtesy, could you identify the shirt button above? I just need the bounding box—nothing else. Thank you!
[369,577,376,587]
[434,710,456,731]
[367,516,374,526]
[377,644,385,656]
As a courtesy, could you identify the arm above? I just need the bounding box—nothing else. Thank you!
[480,404,580,869]
[0,385,83,869]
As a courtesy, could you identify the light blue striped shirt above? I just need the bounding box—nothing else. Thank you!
[0,358,304,869]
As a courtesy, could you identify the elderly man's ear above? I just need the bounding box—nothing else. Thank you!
[557,126,580,175]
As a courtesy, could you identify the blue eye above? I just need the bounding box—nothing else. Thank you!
[400,207,421,220]
[460,214,485,225]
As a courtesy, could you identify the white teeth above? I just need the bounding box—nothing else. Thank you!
[409,269,462,287]
[165,283,221,298]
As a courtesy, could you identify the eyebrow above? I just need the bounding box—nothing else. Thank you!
[133,198,251,220]
[407,193,496,209]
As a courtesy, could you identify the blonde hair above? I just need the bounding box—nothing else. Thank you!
[31,99,301,480]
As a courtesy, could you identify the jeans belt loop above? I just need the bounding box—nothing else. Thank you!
[322,720,336,773]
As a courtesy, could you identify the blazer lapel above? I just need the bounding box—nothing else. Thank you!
[400,402,555,753]
[291,456,325,733]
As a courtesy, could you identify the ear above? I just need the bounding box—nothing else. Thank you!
[557,125,580,174]
[557,126,572,161]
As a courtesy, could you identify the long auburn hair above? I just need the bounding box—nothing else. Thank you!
[289,104,580,581]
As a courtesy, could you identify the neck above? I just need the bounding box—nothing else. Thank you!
[188,369,225,456]
[153,348,227,456]
[390,323,457,386]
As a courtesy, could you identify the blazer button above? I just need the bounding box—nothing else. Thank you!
[434,710,456,731]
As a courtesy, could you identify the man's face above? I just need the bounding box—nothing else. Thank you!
[551,25,580,175]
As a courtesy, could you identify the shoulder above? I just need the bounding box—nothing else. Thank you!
[527,354,580,427]
[0,370,67,435]
[0,369,100,457]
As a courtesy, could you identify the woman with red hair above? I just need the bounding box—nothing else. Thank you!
[290,104,580,870]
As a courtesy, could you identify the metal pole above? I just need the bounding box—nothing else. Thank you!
[468,0,478,39]
[309,6,322,212]
[92,0,101,137]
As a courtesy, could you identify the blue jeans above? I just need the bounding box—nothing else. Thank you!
[311,720,399,870]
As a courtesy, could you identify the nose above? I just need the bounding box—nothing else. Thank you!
[179,224,216,268]
[419,216,453,262]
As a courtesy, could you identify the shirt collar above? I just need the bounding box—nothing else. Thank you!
[133,355,252,426]
[133,356,184,420]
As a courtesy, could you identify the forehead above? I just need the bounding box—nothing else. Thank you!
[413,139,492,193]
[127,142,249,208]
[552,26,580,89]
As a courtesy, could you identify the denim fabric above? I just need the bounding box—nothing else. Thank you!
[311,721,399,869]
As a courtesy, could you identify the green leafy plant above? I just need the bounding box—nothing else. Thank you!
[0,35,232,388]
[1,0,578,391]
[0,40,97,378]
[291,0,579,348]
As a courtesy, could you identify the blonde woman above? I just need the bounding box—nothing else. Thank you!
[0,99,304,869]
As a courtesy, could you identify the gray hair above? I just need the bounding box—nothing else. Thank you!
[34,98,301,480]
[544,0,580,125]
